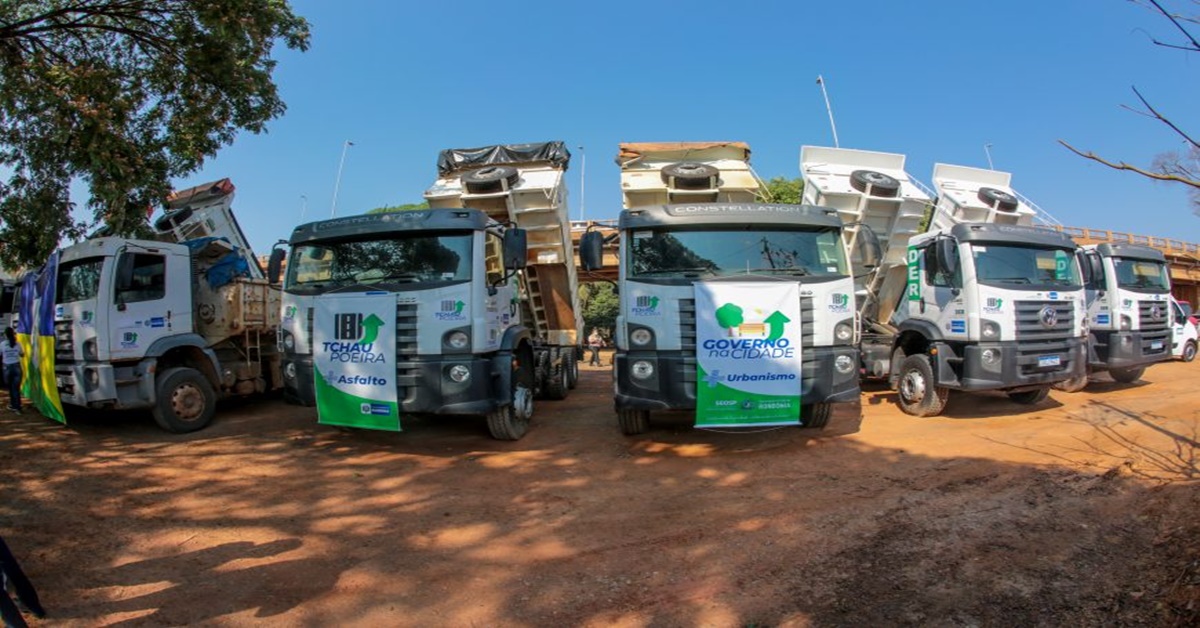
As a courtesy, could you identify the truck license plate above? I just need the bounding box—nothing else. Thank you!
[1150,341,1164,351]
[1037,355,1061,368]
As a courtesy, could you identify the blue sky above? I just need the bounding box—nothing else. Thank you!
[172,0,1200,257]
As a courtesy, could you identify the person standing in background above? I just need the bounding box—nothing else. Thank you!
[587,329,605,366]
[1,327,24,413]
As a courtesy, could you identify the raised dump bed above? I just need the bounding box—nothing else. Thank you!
[617,142,761,208]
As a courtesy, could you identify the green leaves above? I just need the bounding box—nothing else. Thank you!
[0,1,310,269]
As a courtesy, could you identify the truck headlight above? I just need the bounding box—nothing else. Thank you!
[446,331,470,350]
[630,328,653,346]
[630,360,655,380]
[982,348,1001,365]
[284,362,297,380]
[1120,315,1132,331]
[834,322,853,343]
[835,354,855,374]
[448,364,470,383]
[981,319,1001,340]
[83,338,98,360]
[282,332,295,351]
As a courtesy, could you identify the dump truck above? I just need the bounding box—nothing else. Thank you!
[580,142,869,434]
[48,178,282,432]
[801,147,1087,416]
[277,141,582,440]
[1052,243,1175,389]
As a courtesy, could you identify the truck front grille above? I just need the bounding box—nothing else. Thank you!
[54,320,75,363]
[1138,300,1171,356]
[1014,300,1076,375]
[395,303,421,395]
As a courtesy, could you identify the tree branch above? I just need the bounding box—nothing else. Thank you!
[1131,85,1200,149]
[1059,140,1200,190]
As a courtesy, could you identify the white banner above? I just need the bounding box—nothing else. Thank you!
[694,282,803,427]
[313,293,400,431]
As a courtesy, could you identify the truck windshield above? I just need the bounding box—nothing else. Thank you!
[1113,257,1170,292]
[971,244,1081,289]
[628,227,847,279]
[286,233,472,292]
[57,257,105,303]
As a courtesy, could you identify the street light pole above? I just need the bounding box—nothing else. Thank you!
[816,75,840,148]
[300,194,308,222]
[984,143,995,170]
[577,145,586,222]
[330,140,354,218]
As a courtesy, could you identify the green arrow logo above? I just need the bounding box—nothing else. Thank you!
[359,313,385,345]
[454,300,465,314]
[764,311,790,341]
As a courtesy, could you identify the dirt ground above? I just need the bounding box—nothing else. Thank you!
[3,353,1200,627]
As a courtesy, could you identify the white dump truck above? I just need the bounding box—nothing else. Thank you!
[278,141,582,440]
[580,142,868,434]
[1050,243,1176,389]
[51,178,283,432]
[801,147,1088,416]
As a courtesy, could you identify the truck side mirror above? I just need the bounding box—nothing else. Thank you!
[855,225,882,269]
[1088,254,1104,289]
[267,247,286,284]
[1077,251,1091,284]
[503,228,528,270]
[936,237,959,276]
[580,231,604,271]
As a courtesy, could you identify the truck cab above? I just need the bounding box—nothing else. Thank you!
[280,209,539,439]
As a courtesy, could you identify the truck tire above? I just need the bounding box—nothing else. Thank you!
[977,187,1019,212]
[1007,387,1050,405]
[1052,374,1089,393]
[618,408,649,435]
[487,349,534,440]
[1182,340,1197,363]
[849,170,900,198]
[661,162,719,190]
[151,367,217,433]
[462,166,519,193]
[1109,366,1145,384]
[897,354,949,417]
[543,358,569,400]
[803,403,833,429]
[565,349,579,389]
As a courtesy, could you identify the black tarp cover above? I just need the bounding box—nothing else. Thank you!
[436,141,571,176]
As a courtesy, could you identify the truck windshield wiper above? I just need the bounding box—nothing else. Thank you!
[992,277,1031,284]
[742,267,810,275]
[637,267,715,276]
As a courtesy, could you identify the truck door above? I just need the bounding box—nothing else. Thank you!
[109,251,185,360]
[921,243,967,340]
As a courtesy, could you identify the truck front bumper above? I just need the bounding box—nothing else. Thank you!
[55,360,153,409]
[283,354,499,416]
[614,346,860,412]
[947,338,1087,391]
[1087,330,1172,370]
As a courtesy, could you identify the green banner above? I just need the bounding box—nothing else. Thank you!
[694,282,802,428]
[314,294,400,431]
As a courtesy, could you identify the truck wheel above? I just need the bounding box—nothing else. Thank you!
[1007,387,1050,405]
[803,403,833,429]
[897,354,949,417]
[151,367,217,433]
[849,170,900,198]
[487,351,534,440]
[977,187,1019,212]
[565,349,579,389]
[618,408,649,435]
[543,359,569,400]
[660,162,719,190]
[1052,375,1089,393]
[462,166,519,193]
[1109,366,1145,384]
[1183,340,1197,363]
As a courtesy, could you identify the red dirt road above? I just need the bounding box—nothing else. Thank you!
[2,358,1199,626]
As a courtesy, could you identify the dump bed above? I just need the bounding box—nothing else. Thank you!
[423,141,582,346]
[154,178,264,279]
[617,142,761,208]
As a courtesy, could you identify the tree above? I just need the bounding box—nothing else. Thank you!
[0,1,311,269]
[1059,1,1200,212]
[580,282,618,336]
[368,201,430,214]
[758,176,804,204]
[715,303,744,336]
